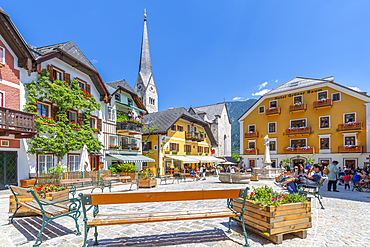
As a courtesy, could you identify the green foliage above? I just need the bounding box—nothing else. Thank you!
[282,158,291,171]
[24,69,103,161]
[138,170,154,180]
[305,158,315,166]
[48,163,67,174]
[108,163,137,174]
[248,185,307,209]
[117,111,129,122]
[231,153,240,162]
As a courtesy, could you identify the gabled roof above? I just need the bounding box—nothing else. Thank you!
[143,107,217,146]
[30,41,97,72]
[193,103,231,124]
[106,79,136,95]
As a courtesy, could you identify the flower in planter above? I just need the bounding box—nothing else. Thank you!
[109,144,121,149]
[186,152,190,155]
[37,115,56,124]
[91,128,100,133]
[164,151,170,154]
[32,183,67,193]
[194,131,200,134]
[246,131,254,134]
[171,151,178,154]
[80,88,91,98]
[132,146,140,150]
[246,148,255,152]
[345,145,356,149]
[268,107,277,110]
[301,146,311,150]
[198,152,203,155]
[286,147,296,151]
[293,102,302,106]
[68,121,80,129]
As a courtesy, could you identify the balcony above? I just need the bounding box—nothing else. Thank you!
[313,99,333,109]
[185,131,202,141]
[283,147,315,154]
[266,107,281,116]
[120,143,140,151]
[338,145,363,153]
[289,103,307,113]
[244,149,259,155]
[245,132,259,138]
[0,107,36,138]
[285,127,312,136]
[338,122,363,132]
[116,121,143,134]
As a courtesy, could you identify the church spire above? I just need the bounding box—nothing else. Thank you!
[138,10,152,88]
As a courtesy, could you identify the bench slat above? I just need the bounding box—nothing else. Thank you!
[87,189,242,205]
[88,208,237,226]
[23,200,69,217]
[10,186,33,198]
[59,178,93,185]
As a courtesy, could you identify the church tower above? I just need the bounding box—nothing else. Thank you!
[134,10,158,113]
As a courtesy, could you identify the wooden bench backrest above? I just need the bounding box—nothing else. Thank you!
[10,185,33,198]
[59,178,92,184]
[82,188,245,206]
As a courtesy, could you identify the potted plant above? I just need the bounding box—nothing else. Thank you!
[68,121,80,130]
[91,128,100,134]
[171,151,178,155]
[194,131,200,134]
[138,170,157,188]
[37,115,56,126]
[198,152,203,155]
[109,144,120,149]
[186,152,190,155]
[164,150,170,154]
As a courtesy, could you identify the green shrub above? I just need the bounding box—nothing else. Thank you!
[108,163,137,174]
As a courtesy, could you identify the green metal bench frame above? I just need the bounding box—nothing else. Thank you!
[79,187,251,247]
[297,177,327,209]
[180,173,197,182]
[99,176,139,192]
[6,185,81,247]
[56,178,101,198]
[159,175,180,184]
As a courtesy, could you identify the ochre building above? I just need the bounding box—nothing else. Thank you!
[238,76,370,169]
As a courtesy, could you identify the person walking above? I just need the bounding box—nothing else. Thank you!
[328,160,339,192]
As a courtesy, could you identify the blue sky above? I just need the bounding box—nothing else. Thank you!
[2,1,370,110]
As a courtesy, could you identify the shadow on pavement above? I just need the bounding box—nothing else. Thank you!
[319,181,370,203]
[90,228,236,246]
[12,216,76,242]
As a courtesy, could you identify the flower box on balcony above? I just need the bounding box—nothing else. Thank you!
[109,145,120,149]
[198,152,203,155]
[245,131,259,138]
[164,151,170,154]
[338,122,363,132]
[91,128,100,134]
[285,127,311,135]
[338,145,363,153]
[171,151,178,155]
[313,99,333,109]
[244,149,259,155]
[186,152,190,155]
[283,147,315,154]
[132,147,140,151]
[289,103,307,113]
[266,107,281,116]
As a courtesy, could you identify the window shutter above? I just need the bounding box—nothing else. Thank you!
[97,118,102,131]
[47,65,53,82]
[176,143,179,151]
[170,143,173,151]
[77,113,84,126]
[65,73,70,86]
[149,142,152,150]
[184,145,186,152]
[51,106,58,121]
[86,84,91,94]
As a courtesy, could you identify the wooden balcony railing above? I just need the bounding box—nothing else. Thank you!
[338,145,363,153]
[313,99,333,109]
[285,127,312,135]
[116,121,143,134]
[244,149,259,155]
[185,131,201,141]
[245,132,259,138]
[283,147,315,154]
[289,103,307,112]
[266,107,281,116]
[0,107,35,138]
[338,122,363,132]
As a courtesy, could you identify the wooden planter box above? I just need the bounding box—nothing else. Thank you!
[250,175,259,181]
[9,189,69,217]
[233,199,311,244]
[20,179,36,188]
[138,179,157,188]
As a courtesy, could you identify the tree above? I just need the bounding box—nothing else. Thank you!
[24,69,103,164]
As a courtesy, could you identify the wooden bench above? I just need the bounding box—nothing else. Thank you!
[100,175,138,192]
[159,175,180,184]
[297,177,327,209]
[180,173,197,182]
[79,188,250,247]
[6,185,81,247]
[57,178,101,197]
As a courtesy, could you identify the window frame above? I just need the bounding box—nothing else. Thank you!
[342,132,357,146]
[170,125,177,132]
[290,118,307,128]
[115,93,121,102]
[90,116,98,129]
[317,90,328,100]
[258,106,265,114]
[290,138,307,148]
[0,46,5,64]
[318,134,331,153]
[247,140,256,149]
[67,110,78,123]
[36,101,52,118]
[177,125,184,132]
[109,135,118,146]
[269,100,278,108]
[319,115,331,129]
[68,154,80,172]
[343,112,356,123]
[248,124,256,132]
[332,92,341,102]
[0,90,4,107]
[268,122,277,134]
[51,65,64,81]
[142,162,148,167]
[38,154,54,174]
[293,95,303,104]
[107,106,116,122]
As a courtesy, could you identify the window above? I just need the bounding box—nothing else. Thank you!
[38,155,53,174]
[293,95,303,104]
[319,116,330,129]
[345,136,355,145]
[0,92,4,107]
[269,100,277,108]
[268,122,276,133]
[149,97,155,105]
[115,93,121,102]
[154,145,157,150]
[193,144,195,149]
[248,125,255,132]
[121,137,129,145]
[142,162,148,168]
[69,155,80,172]
[332,93,341,102]
[248,141,255,149]
[185,144,191,153]
[344,113,355,123]
[320,138,329,149]
[67,111,77,123]
[170,143,179,151]
[107,107,116,122]
[269,141,276,151]
[204,147,209,153]
[318,91,328,100]
[52,68,63,81]
[291,119,306,128]
[143,141,152,151]
[259,106,265,114]
[177,125,183,132]
[291,139,306,148]
[290,81,299,87]
[1,140,9,147]
[109,136,118,146]
[37,103,50,117]
[198,146,203,153]
[90,117,97,129]
[127,98,133,106]
[131,138,137,146]
[78,81,86,90]
[171,125,176,131]
[194,126,197,132]
[0,46,4,64]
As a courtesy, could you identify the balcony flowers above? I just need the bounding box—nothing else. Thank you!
[345,145,356,149]
[109,144,120,149]
[194,131,200,134]
[293,102,302,106]
[246,131,255,134]
[200,132,204,136]
[198,152,203,155]
[37,115,55,125]
[80,88,91,99]
[132,146,140,150]
[68,121,80,129]
[318,98,329,103]
[301,146,311,150]
[32,183,67,193]
[186,152,190,155]
[287,126,308,131]
[172,151,178,154]
[204,153,209,155]
[246,148,255,152]
[129,119,145,126]
[268,106,277,110]
[164,151,170,154]
[286,147,297,151]
[91,128,100,133]
[122,145,130,150]
[345,121,359,126]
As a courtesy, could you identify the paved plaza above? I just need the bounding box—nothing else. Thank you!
[1,177,370,247]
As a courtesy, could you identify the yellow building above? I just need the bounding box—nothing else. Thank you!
[142,107,222,175]
[238,76,370,170]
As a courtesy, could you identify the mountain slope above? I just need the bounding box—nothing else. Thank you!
[226,99,257,155]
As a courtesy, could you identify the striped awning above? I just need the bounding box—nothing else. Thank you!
[164,155,225,163]
[107,154,155,163]
[164,155,199,163]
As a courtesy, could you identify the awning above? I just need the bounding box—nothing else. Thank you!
[164,155,198,163]
[187,155,226,163]
[107,154,155,163]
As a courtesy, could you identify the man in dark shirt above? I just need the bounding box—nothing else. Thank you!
[287,163,322,194]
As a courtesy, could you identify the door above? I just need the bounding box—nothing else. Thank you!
[0,151,18,190]
[249,159,255,168]
[345,160,356,170]
[90,155,100,171]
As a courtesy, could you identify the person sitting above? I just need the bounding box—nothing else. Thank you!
[354,170,369,191]
[278,163,306,187]
[286,163,322,194]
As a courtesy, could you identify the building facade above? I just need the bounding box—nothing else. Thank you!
[239,77,370,170]
[142,107,221,175]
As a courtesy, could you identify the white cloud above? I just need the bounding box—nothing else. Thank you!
[232,97,244,101]
[258,82,268,90]
[91,59,98,64]
[252,89,271,96]
[348,86,361,92]
[275,79,278,83]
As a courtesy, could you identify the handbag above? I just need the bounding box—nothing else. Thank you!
[323,167,329,175]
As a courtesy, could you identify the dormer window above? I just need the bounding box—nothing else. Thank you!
[290,82,298,87]
[115,93,121,102]
[128,98,133,106]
